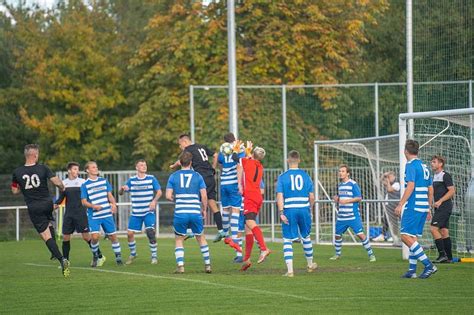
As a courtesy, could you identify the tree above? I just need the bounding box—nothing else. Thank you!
[124,0,388,168]
[2,1,126,169]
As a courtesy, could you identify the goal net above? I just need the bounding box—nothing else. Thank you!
[314,135,401,245]
[399,108,474,258]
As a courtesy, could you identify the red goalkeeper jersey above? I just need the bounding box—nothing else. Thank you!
[241,157,263,195]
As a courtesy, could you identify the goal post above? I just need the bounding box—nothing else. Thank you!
[399,108,474,259]
[314,135,401,246]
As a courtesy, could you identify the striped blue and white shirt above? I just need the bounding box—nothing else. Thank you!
[337,179,362,221]
[81,177,113,219]
[167,170,206,215]
[123,175,161,217]
[276,168,313,210]
[405,158,432,213]
[218,152,245,186]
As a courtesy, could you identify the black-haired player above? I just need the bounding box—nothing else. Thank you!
[170,134,226,242]
[55,162,105,266]
[11,144,70,277]
[430,155,455,263]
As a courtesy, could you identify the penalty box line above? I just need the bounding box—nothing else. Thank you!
[25,263,314,301]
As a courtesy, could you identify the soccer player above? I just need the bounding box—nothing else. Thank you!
[170,134,225,242]
[119,159,162,265]
[330,164,376,262]
[166,151,212,274]
[217,132,244,254]
[81,161,123,266]
[233,140,271,271]
[276,150,318,277]
[430,155,455,263]
[11,144,70,277]
[55,162,105,266]
[395,140,437,279]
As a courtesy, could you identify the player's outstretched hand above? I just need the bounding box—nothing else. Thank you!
[280,213,289,225]
[233,140,243,153]
[111,203,117,214]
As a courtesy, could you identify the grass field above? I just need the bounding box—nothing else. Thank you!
[1,237,473,314]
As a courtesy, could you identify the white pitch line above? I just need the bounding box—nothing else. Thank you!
[25,263,314,301]
[24,263,472,302]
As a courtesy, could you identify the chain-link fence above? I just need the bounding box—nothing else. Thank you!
[190,80,472,170]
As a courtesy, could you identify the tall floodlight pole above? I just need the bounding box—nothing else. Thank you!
[406,0,414,138]
[227,0,238,137]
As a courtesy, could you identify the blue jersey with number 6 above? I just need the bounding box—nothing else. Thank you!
[405,158,432,213]
[276,168,313,210]
[166,170,206,215]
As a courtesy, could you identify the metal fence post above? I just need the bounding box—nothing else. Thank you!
[375,82,382,224]
[314,204,319,244]
[271,202,275,242]
[16,207,20,241]
[190,85,195,142]
[282,85,287,171]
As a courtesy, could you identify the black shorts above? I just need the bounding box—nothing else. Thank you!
[62,211,89,235]
[431,208,452,229]
[27,200,54,234]
[203,175,217,201]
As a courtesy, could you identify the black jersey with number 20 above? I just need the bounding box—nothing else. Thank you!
[12,164,55,207]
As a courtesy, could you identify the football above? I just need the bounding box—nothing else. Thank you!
[220,142,234,155]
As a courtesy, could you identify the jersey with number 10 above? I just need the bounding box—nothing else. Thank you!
[276,169,313,210]
[405,158,432,213]
[167,169,206,215]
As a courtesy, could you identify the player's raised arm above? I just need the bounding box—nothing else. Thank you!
[170,160,181,170]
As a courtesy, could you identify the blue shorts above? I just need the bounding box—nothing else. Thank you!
[335,218,364,236]
[128,213,156,232]
[89,215,116,235]
[221,184,242,208]
[401,209,427,237]
[174,214,204,236]
[282,208,312,240]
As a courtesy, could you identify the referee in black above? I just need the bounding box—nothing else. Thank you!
[11,144,70,277]
[430,155,456,263]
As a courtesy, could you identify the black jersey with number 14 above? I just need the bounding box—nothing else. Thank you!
[12,164,55,207]
[184,144,215,177]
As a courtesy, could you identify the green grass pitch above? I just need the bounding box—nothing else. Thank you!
[1,237,473,314]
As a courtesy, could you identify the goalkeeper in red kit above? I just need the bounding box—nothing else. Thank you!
[232,140,271,271]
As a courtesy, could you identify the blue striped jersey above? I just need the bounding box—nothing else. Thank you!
[218,152,245,186]
[405,158,432,212]
[166,170,206,215]
[337,180,362,221]
[124,175,161,217]
[80,177,113,219]
[276,168,313,210]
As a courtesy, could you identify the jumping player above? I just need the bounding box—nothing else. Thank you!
[233,140,271,271]
[11,144,70,277]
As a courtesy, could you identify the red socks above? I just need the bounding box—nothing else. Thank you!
[251,226,267,251]
[244,234,254,261]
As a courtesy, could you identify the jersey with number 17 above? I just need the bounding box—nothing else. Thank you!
[166,169,206,215]
[276,168,314,210]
